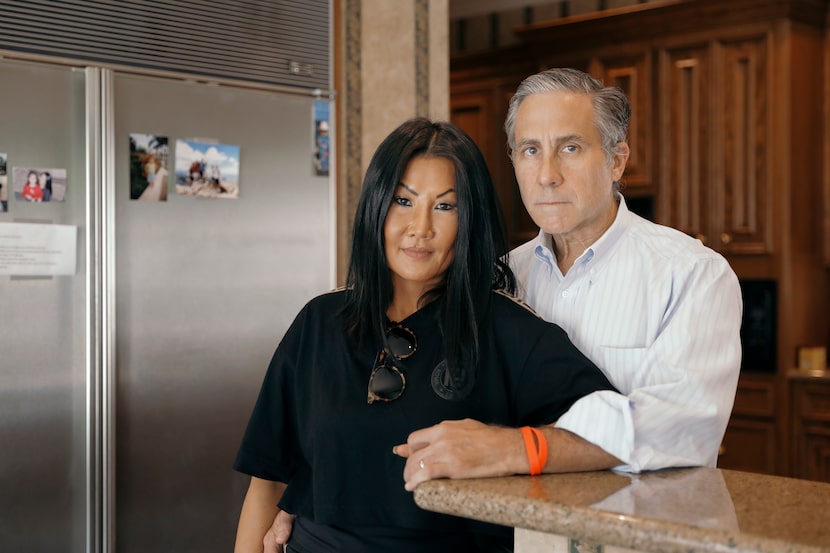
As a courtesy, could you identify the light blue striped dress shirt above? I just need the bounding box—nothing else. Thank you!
[509,197,743,472]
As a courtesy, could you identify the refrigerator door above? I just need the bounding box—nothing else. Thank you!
[0,59,91,553]
[112,73,334,551]
[0,61,334,552]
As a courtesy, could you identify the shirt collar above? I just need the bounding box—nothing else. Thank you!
[532,194,632,269]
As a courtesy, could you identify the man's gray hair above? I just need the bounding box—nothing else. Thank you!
[504,68,631,164]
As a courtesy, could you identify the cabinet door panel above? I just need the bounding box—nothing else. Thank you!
[657,45,710,241]
[451,92,495,165]
[715,35,772,254]
[594,52,652,188]
[451,89,534,247]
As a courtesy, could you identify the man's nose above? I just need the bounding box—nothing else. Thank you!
[538,153,562,187]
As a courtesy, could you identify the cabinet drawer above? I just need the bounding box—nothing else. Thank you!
[719,418,777,474]
[800,425,830,482]
[797,383,830,422]
[733,379,775,417]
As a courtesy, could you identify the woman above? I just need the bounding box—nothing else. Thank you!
[138,154,168,201]
[234,118,616,552]
[38,171,52,202]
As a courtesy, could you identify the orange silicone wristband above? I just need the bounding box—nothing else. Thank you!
[520,426,548,475]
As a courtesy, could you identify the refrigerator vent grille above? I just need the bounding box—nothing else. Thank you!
[0,0,330,90]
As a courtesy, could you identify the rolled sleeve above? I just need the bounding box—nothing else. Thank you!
[555,390,637,470]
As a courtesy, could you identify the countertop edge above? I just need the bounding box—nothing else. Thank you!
[413,478,829,553]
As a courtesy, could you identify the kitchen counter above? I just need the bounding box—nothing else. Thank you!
[413,467,830,553]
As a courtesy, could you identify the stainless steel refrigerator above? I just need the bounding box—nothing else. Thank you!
[0,57,334,552]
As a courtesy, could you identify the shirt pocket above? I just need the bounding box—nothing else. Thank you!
[596,345,647,394]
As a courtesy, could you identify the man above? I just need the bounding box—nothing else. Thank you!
[498,67,742,473]
[261,68,742,551]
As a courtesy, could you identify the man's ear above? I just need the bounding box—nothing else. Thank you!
[611,142,630,181]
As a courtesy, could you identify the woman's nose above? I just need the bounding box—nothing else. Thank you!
[408,207,434,238]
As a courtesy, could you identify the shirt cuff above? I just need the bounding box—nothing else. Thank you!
[555,390,639,472]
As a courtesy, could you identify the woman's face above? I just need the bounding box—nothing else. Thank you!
[145,160,157,175]
[38,173,47,186]
[28,172,37,185]
[384,156,458,296]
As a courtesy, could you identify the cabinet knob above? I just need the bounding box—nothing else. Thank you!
[721,233,732,245]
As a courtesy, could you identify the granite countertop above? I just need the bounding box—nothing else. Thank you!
[413,467,830,553]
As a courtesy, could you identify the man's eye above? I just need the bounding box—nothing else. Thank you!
[524,146,538,156]
[562,144,579,154]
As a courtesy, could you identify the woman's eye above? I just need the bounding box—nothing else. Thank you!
[435,202,457,212]
[393,196,412,207]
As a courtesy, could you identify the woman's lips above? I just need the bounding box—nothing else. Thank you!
[402,247,431,259]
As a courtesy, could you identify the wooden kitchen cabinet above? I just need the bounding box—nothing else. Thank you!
[656,41,711,243]
[450,89,500,184]
[451,0,829,478]
[719,374,780,474]
[590,50,653,191]
[450,68,539,247]
[791,374,830,482]
[717,36,772,256]
[825,2,830,267]
[656,33,772,255]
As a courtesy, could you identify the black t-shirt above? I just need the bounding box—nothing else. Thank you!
[234,289,616,549]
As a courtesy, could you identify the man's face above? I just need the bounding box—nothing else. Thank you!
[511,91,628,243]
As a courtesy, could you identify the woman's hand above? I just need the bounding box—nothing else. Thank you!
[263,510,296,553]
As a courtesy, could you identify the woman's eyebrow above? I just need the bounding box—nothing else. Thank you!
[398,182,418,195]
[398,183,456,198]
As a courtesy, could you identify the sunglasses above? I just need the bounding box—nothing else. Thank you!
[367,324,417,404]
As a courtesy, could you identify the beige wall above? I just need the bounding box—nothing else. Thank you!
[361,0,449,168]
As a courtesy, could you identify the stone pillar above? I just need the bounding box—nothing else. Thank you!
[335,0,449,282]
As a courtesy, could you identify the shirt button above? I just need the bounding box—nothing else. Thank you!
[562,290,570,298]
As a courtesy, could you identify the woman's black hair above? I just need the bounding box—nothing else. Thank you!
[343,117,516,398]
[40,171,52,195]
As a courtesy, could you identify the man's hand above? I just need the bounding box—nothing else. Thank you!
[392,419,527,491]
[263,510,295,553]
